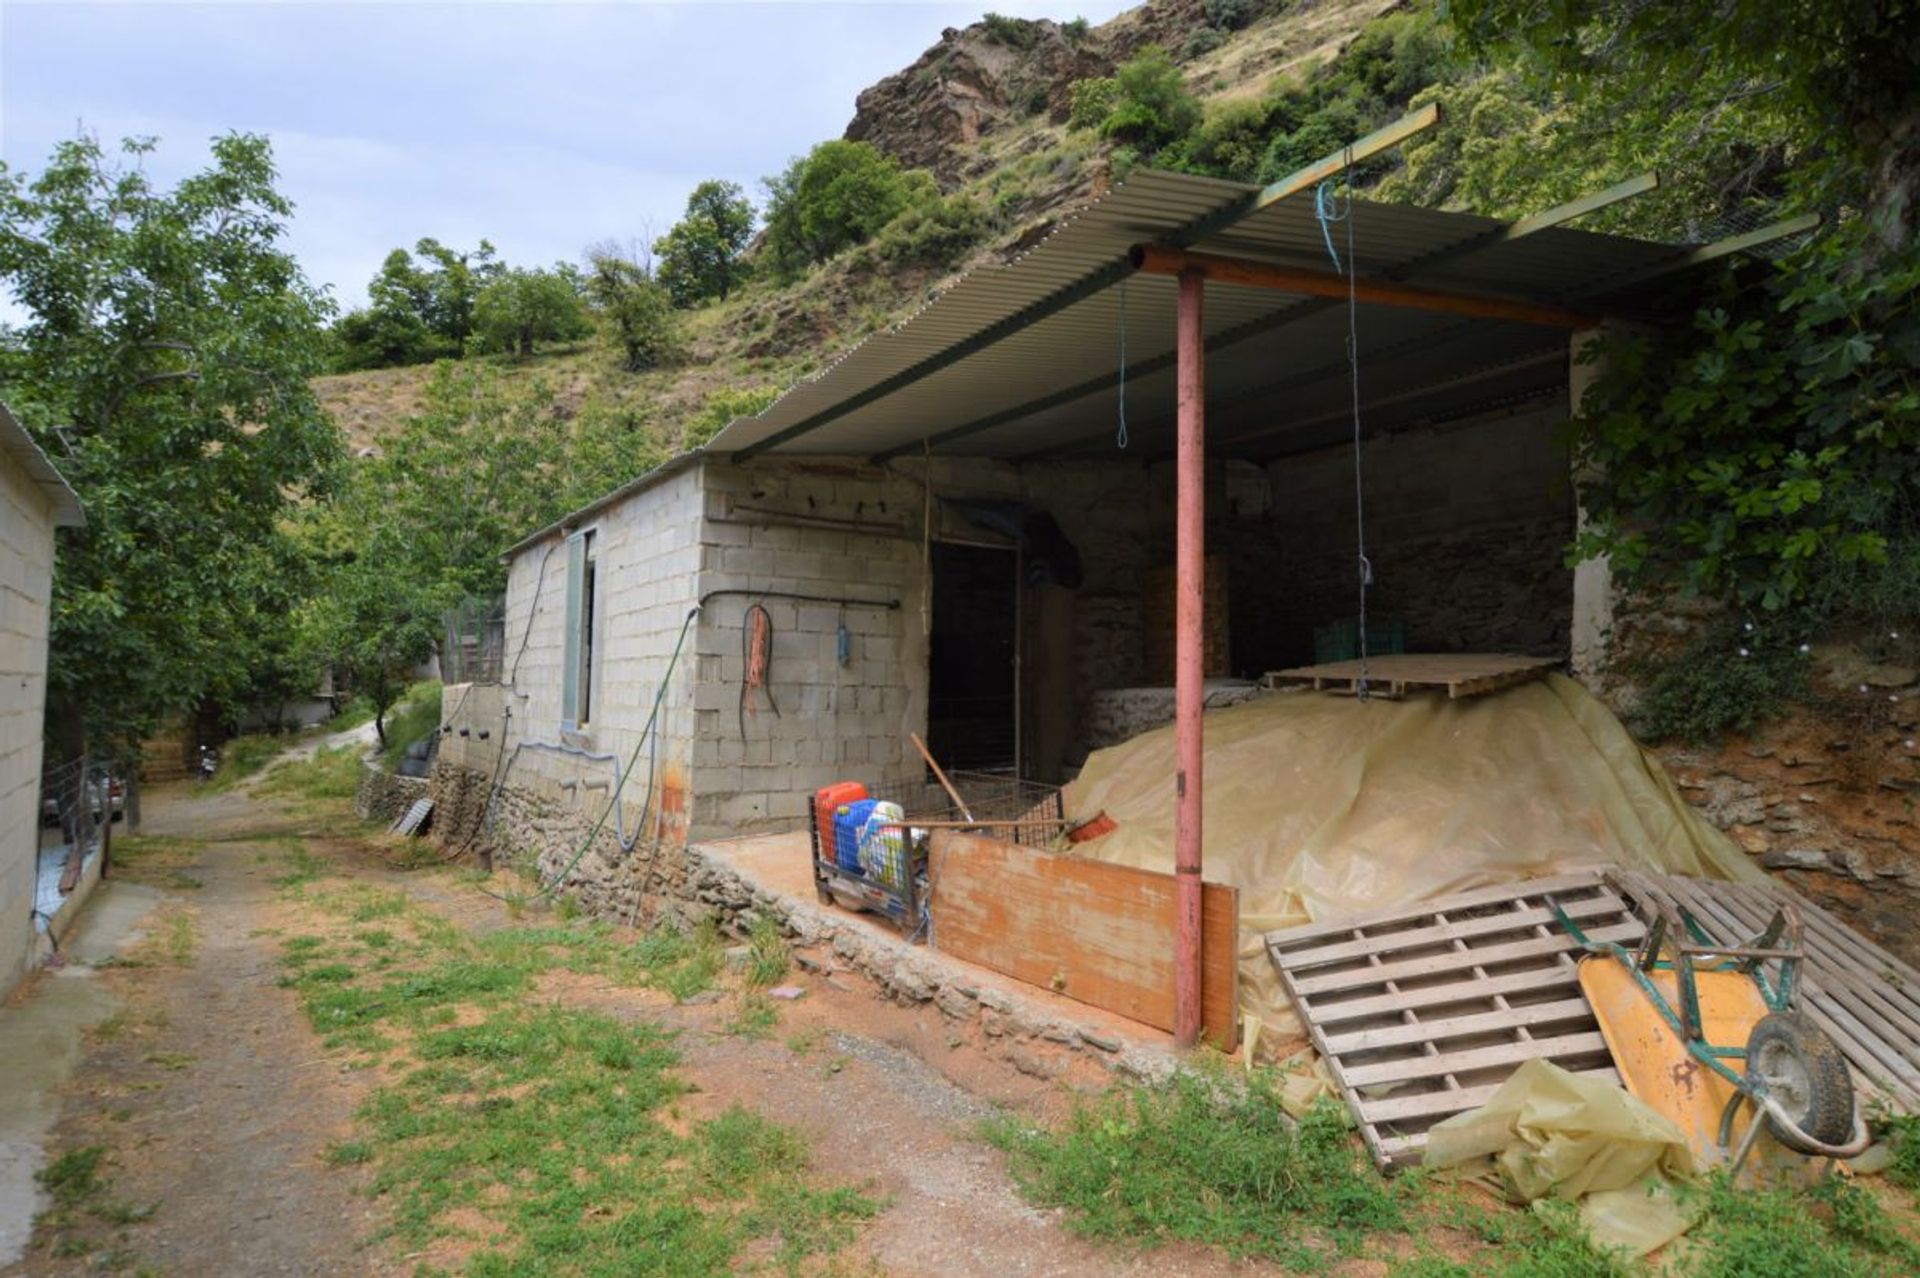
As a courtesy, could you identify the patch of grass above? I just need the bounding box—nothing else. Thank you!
[1682,1173,1920,1277]
[623,919,726,1003]
[325,694,376,732]
[91,1199,157,1226]
[271,843,329,888]
[277,884,874,1275]
[745,913,790,989]
[37,1146,107,1207]
[1885,1112,1920,1198]
[258,745,366,804]
[210,733,295,789]
[377,680,443,772]
[990,1072,1405,1267]
[786,1026,825,1056]
[729,994,779,1039]
[324,1140,373,1166]
[142,1051,195,1071]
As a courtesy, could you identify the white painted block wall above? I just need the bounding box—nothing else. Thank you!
[0,454,60,996]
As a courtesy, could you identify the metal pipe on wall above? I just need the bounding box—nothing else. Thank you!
[1173,267,1206,1050]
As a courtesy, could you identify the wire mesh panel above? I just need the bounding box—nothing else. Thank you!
[442,596,506,685]
[806,772,1066,937]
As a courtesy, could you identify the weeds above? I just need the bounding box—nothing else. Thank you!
[37,1147,107,1208]
[745,913,790,989]
[376,680,443,772]
[729,994,779,1039]
[274,872,872,1274]
[991,1071,1403,1267]
[209,733,296,789]
[258,745,366,804]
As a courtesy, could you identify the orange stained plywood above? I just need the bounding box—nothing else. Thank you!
[927,832,1239,1050]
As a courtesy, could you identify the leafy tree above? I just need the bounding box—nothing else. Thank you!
[584,250,678,371]
[654,180,756,306]
[1097,46,1201,156]
[411,237,501,347]
[330,237,501,369]
[302,363,640,739]
[1451,0,1920,257]
[0,133,342,759]
[762,141,935,275]
[473,264,590,356]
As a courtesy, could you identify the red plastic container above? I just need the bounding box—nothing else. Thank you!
[813,781,868,863]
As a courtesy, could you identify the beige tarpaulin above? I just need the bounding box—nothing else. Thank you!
[1063,674,1761,1041]
[1422,1059,1701,1256]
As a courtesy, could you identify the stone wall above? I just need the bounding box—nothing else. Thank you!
[428,778,1172,1084]
[353,764,428,825]
[1258,403,1576,666]
[1085,682,1265,750]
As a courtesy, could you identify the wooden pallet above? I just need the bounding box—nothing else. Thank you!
[1609,870,1920,1114]
[1266,872,1640,1169]
[1264,653,1560,699]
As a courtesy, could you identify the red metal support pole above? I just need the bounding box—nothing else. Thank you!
[1173,267,1206,1050]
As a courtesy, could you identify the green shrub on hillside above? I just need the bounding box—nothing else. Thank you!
[471,265,591,358]
[1097,46,1202,156]
[876,192,989,269]
[687,386,780,449]
[763,140,938,277]
[656,180,757,307]
[980,13,1041,49]
[1067,76,1119,130]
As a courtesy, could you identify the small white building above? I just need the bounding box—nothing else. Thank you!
[0,404,84,997]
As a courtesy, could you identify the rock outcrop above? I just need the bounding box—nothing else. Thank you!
[843,17,1113,184]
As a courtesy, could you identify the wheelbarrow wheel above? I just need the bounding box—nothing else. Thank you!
[1746,1012,1855,1153]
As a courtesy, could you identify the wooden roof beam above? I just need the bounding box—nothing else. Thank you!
[1129,245,1603,330]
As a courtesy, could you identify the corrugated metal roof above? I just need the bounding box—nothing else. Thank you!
[0,403,85,528]
[708,167,1701,463]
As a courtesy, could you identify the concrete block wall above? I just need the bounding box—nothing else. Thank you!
[488,464,704,848]
[1258,404,1575,663]
[691,459,928,833]
[0,454,59,996]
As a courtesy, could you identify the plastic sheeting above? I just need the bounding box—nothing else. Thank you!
[1063,674,1762,1041]
[1422,1059,1700,1256]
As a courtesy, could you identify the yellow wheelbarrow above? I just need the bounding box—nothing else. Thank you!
[1550,895,1870,1171]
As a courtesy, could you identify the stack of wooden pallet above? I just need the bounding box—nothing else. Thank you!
[1266,867,1920,1170]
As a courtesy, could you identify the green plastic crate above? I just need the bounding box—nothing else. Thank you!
[1313,617,1406,665]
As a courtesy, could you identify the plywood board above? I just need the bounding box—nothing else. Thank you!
[1609,870,1920,1114]
[1264,653,1560,699]
[928,832,1239,1050]
[1266,872,1640,1169]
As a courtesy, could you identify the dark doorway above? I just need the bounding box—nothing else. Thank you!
[928,541,1019,773]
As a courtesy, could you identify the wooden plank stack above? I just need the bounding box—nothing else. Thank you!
[1609,870,1920,1113]
[929,831,1240,1050]
[1266,872,1640,1169]
[1264,653,1561,699]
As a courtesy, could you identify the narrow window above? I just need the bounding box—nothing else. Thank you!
[562,529,597,730]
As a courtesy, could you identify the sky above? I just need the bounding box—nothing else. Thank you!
[0,0,1134,316]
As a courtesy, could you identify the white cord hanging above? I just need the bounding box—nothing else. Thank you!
[1316,147,1372,701]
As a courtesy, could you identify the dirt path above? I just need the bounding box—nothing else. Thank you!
[6,773,1283,1277]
